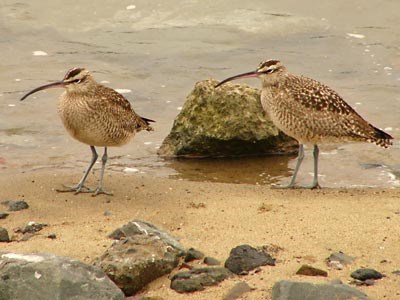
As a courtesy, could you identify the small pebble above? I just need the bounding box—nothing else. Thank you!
[47,233,57,239]
[1,200,29,212]
[0,227,10,242]
[0,212,9,219]
[296,265,328,277]
[204,256,221,266]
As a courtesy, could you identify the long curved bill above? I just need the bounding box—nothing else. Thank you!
[20,81,66,101]
[215,70,258,88]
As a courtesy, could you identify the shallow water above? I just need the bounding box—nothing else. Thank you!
[1,0,400,188]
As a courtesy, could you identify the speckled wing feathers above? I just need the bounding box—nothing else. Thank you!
[280,74,392,147]
[90,85,154,133]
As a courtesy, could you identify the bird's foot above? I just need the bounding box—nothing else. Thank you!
[56,184,93,195]
[92,186,113,197]
[271,182,321,190]
[271,182,296,189]
[305,182,321,190]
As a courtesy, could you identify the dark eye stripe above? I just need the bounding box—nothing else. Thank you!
[64,68,84,80]
[258,60,280,70]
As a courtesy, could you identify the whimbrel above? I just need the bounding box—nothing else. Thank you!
[216,59,393,188]
[20,68,154,196]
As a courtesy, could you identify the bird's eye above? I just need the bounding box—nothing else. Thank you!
[74,79,81,84]
[265,68,274,74]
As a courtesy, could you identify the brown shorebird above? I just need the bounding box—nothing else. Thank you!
[20,68,154,196]
[216,59,393,189]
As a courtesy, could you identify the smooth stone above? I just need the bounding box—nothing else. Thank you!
[350,268,383,281]
[170,267,232,293]
[296,265,328,277]
[327,251,355,266]
[223,281,252,300]
[225,244,275,275]
[184,248,205,262]
[0,212,9,219]
[1,200,29,212]
[204,256,221,266]
[0,252,124,300]
[272,280,370,300]
[0,227,10,242]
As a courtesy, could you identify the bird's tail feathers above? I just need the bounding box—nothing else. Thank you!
[370,125,393,148]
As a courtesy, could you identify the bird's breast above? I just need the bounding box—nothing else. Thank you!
[57,94,134,147]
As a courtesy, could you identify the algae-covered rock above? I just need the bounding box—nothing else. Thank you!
[158,79,297,157]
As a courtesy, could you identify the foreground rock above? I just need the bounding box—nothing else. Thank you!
[1,200,29,211]
[326,251,355,270]
[272,280,370,300]
[158,79,297,157]
[170,267,232,293]
[296,265,328,277]
[223,281,253,300]
[95,220,184,296]
[0,252,124,300]
[0,227,10,242]
[351,268,383,281]
[225,244,275,275]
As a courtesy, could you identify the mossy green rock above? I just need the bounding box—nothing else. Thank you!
[158,79,297,157]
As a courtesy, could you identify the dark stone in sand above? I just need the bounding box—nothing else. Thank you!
[16,222,48,234]
[47,233,57,239]
[158,79,297,158]
[96,220,183,296]
[0,227,10,242]
[350,268,383,281]
[184,248,204,262]
[204,256,221,266]
[1,200,29,211]
[108,219,185,253]
[327,251,355,266]
[392,270,400,275]
[170,267,232,293]
[225,244,275,275]
[0,252,124,300]
[0,212,9,219]
[223,281,252,300]
[272,280,370,300]
[296,265,328,277]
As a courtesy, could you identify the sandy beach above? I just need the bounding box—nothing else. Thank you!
[1,170,399,299]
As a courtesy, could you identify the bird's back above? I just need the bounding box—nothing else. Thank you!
[262,74,393,147]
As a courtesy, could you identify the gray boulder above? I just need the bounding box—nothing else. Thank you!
[158,79,297,157]
[95,220,183,296]
[0,252,124,300]
[170,267,232,293]
[225,244,275,275]
[0,227,10,242]
[272,280,370,300]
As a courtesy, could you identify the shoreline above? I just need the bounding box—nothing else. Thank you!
[1,170,399,299]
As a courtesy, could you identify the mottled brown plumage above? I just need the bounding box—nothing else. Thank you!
[21,67,154,195]
[216,59,393,188]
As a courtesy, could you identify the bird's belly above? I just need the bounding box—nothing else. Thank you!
[262,93,347,145]
[58,101,133,147]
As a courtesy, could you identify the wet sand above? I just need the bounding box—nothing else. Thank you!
[1,171,400,299]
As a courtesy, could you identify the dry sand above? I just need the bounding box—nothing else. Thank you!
[1,171,400,299]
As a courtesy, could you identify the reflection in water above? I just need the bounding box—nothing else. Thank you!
[1,0,400,187]
[166,155,294,185]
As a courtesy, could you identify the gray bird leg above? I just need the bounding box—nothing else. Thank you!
[57,145,98,194]
[273,144,304,189]
[93,147,113,196]
[309,144,321,189]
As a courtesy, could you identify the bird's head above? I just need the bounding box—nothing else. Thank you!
[215,59,286,88]
[20,67,95,101]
